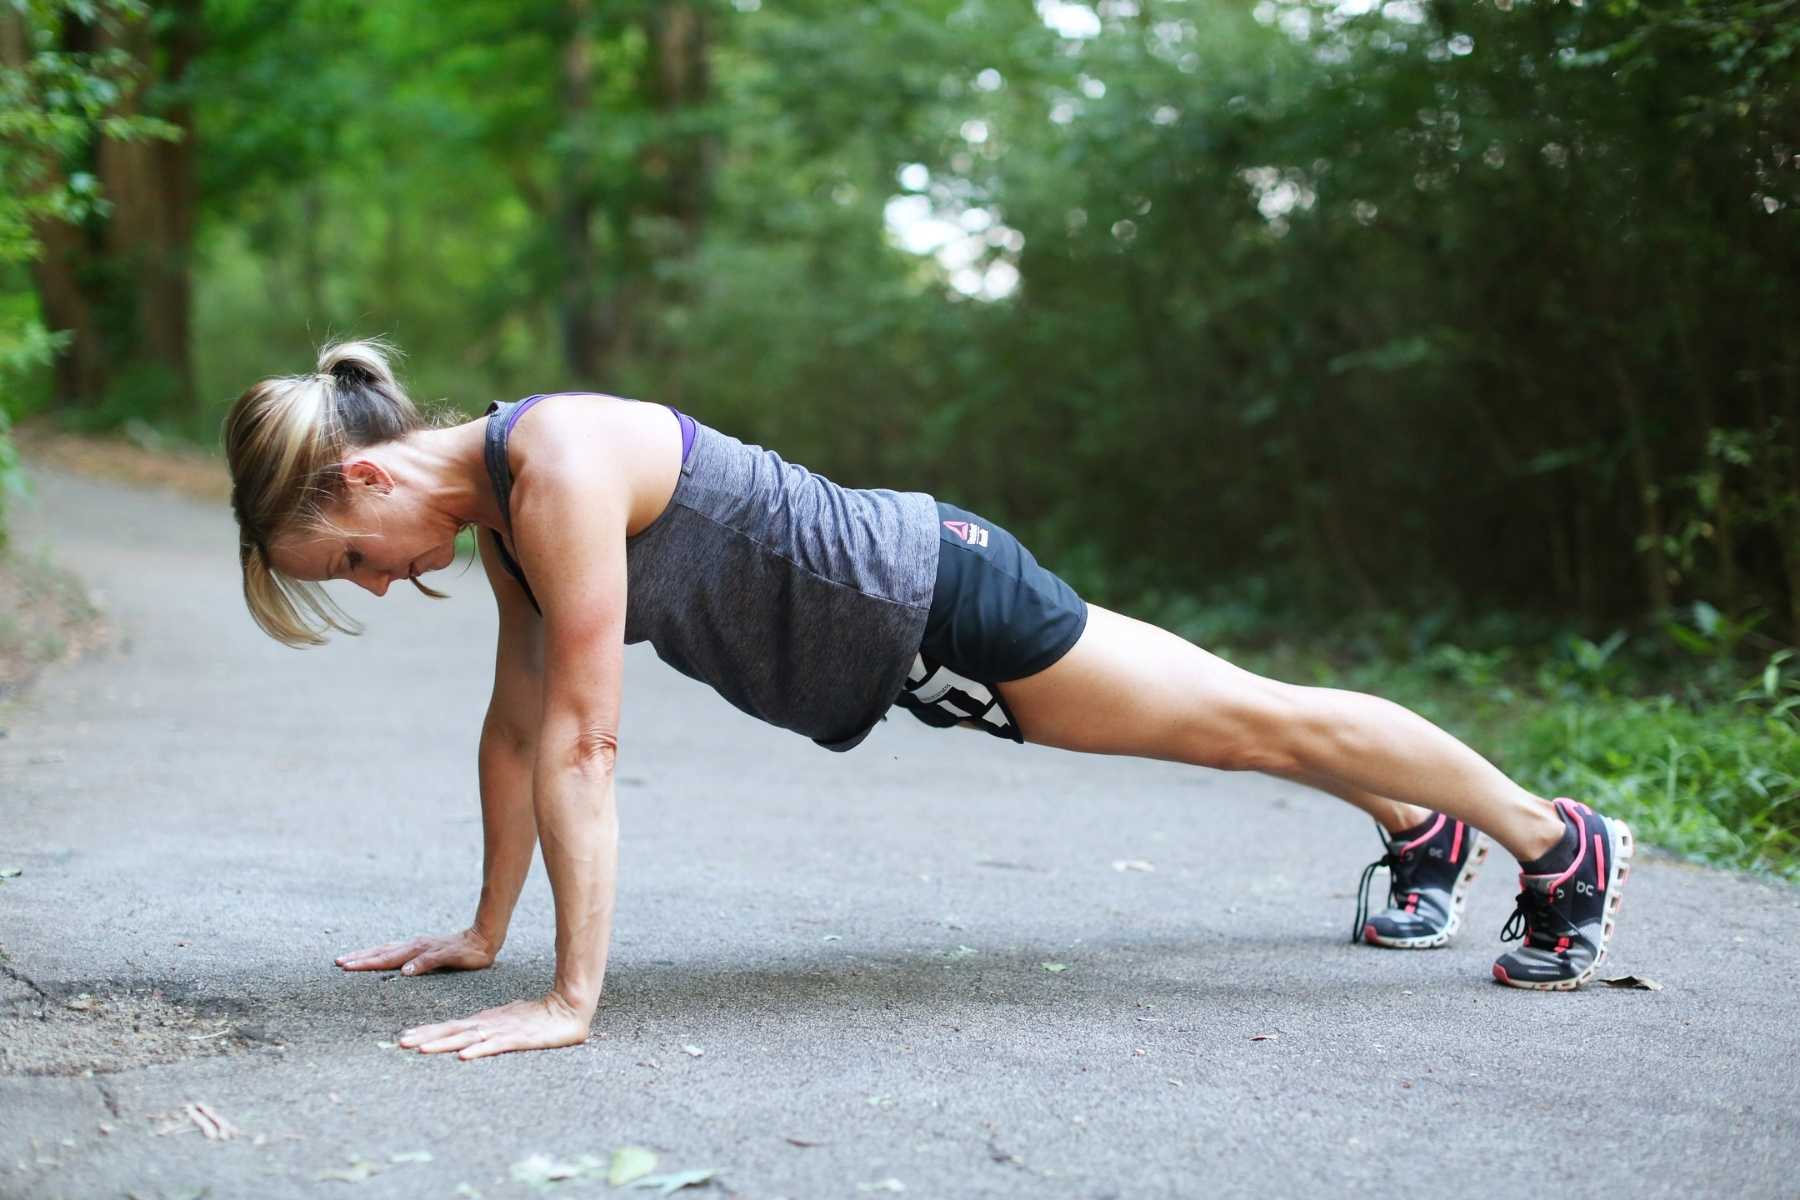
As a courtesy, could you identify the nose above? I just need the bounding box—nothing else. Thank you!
[357,570,391,598]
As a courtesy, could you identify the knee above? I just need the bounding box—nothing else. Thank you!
[1198,683,1330,776]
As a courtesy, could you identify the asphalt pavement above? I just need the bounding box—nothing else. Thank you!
[2,463,1797,1199]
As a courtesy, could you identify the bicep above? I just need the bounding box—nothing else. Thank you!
[508,463,629,768]
[478,531,544,750]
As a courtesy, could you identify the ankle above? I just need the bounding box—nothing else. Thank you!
[1515,801,1572,867]
[1380,803,1436,838]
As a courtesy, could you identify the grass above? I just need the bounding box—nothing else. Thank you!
[0,544,110,698]
[1139,586,1800,884]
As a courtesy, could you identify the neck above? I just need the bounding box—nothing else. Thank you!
[390,419,504,532]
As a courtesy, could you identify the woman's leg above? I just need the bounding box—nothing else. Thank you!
[1265,766,1432,838]
[993,602,1564,863]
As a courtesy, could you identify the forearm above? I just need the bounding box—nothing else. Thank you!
[471,715,541,950]
[530,746,619,1014]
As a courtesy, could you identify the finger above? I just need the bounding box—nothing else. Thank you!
[417,1028,486,1054]
[458,1031,523,1060]
[336,939,412,962]
[336,942,418,969]
[399,955,436,976]
[397,1019,474,1047]
[338,953,408,971]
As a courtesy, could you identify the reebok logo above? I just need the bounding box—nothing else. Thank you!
[943,519,990,547]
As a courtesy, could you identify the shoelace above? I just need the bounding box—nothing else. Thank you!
[1351,850,1405,943]
[1499,885,1579,948]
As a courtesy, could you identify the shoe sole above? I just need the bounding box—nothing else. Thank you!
[1362,834,1490,950]
[1492,815,1634,990]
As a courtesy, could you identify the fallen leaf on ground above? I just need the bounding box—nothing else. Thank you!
[784,1137,825,1148]
[1250,1033,1279,1042]
[1111,860,1155,872]
[184,1102,239,1140]
[608,1146,657,1187]
[1601,975,1664,991]
[680,1044,704,1057]
[626,1168,718,1195]
[856,1180,905,1193]
[0,867,21,879]
[65,994,100,1012]
[821,934,841,942]
[1040,962,1068,973]
[316,1158,382,1183]
[510,1153,602,1186]
[948,945,977,958]
[389,1150,432,1164]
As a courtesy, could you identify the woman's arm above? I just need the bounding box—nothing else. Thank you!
[338,532,544,978]
[400,424,632,1059]
[521,464,628,1017]
[469,533,547,952]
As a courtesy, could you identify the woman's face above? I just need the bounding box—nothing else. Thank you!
[269,459,462,596]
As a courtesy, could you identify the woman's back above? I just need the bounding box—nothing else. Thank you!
[484,396,939,752]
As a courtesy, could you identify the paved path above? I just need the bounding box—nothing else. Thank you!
[2,464,1797,1200]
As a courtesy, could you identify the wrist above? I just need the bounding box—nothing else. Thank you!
[550,980,601,1017]
[467,922,505,956]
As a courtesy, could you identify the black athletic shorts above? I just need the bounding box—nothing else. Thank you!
[890,499,1089,742]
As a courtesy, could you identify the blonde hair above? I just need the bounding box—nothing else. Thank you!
[222,338,464,647]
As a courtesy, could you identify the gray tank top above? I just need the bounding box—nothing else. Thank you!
[482,396,940,752]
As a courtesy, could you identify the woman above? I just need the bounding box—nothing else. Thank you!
[223,339,1633,1060]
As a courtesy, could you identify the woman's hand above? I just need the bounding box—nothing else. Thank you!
[334,927,498,976]
[398,991,593,1060]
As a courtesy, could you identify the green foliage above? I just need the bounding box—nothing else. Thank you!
[1199,595,1800,881]
[0,0,182,541]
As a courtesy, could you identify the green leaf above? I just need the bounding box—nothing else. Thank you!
[608,1147,658,1187]
[626,1168,719,1195]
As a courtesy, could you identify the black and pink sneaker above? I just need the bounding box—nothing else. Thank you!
[1351,812,1489,949]
[1493,797,1634,990]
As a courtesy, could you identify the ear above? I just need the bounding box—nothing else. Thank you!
[341,456,395,495]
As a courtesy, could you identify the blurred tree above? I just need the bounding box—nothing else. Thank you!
[0,0,181,541]
[12,0,199,422]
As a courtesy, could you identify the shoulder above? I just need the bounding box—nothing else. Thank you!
[504,393,646,551]
[505,392,639,477]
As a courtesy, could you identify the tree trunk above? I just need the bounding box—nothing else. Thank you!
[635,0,715,405]
[6,9,111,409]
[1608,350,1672,619]
[93,0,200,417]
[557,0,603,381]
[1780,363,1800,643]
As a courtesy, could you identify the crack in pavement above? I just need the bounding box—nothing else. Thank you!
[1,959,49,1000]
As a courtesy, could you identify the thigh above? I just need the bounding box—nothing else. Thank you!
[993,601,1303,769]
[892,499,1093,742]
[922,499,1090,684]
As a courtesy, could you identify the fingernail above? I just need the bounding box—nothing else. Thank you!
[402,964,414,974]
